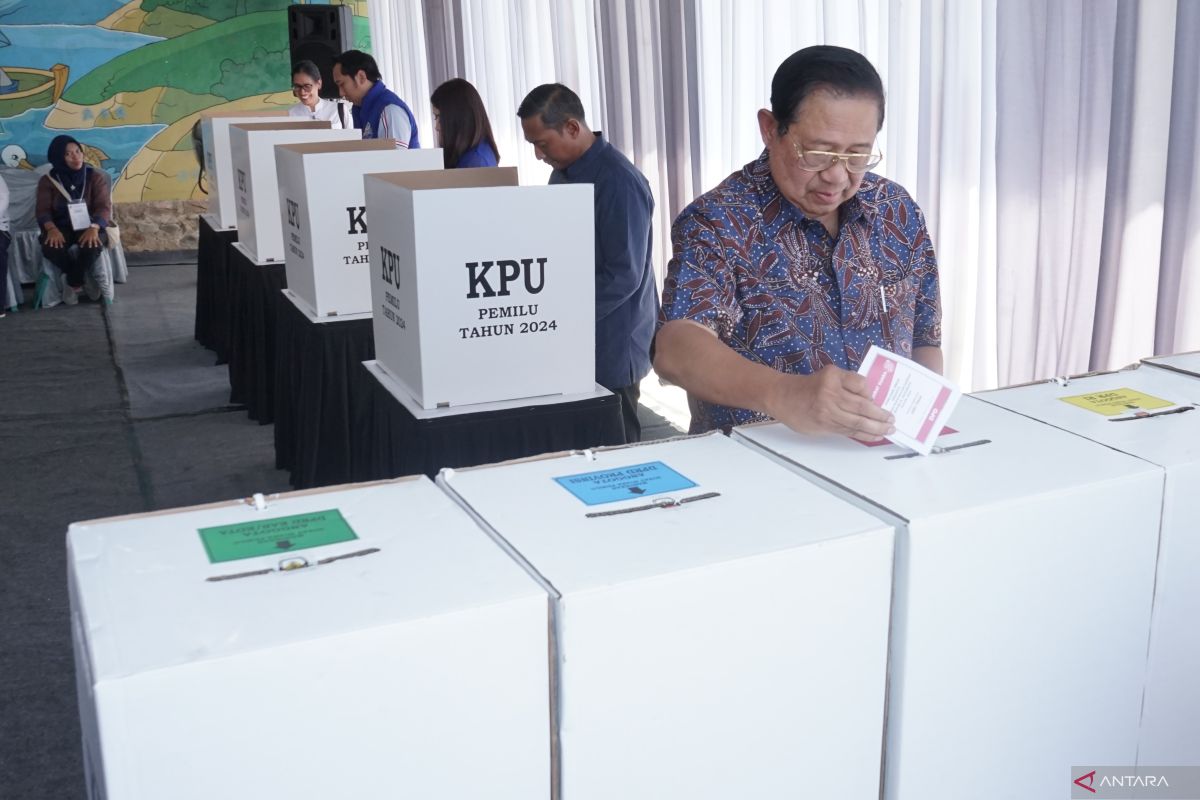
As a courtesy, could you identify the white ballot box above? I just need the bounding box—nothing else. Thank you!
[438,432,895,800]
[978,364,1200,766]
[1143,349,1200,379]
[732,395,1163,800]
[200,110,288,229]
[68,478,551,800]
[365,168,595,408]
[229,121,359,263]
[275,141,443,317]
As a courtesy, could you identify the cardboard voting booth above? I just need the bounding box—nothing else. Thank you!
[733,395,1163,800]
[978,364,1200,766]
[200,110,289,229]
[438,433,895,800]
[365,168,595,408]
[1143,350,1200,379]
[275,141,443,317]
[229,122,359,263]
[68,478,552,800]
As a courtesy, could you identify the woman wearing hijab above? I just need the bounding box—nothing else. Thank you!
[288,60,353,129]
[430,78,499,168]
[36,135,112,305]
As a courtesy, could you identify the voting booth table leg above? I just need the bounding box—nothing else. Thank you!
[226,244,286,423]
[274,292,375,489]
[350,361,627,480]
[194,215,237,362]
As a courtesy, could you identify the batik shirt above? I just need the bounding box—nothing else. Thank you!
[660,151,942,433]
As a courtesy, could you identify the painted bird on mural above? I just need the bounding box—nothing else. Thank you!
[0,143,32,169]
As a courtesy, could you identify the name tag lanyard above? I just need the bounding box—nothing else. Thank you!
[50,167,93,231]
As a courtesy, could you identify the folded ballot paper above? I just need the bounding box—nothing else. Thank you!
[857,345,961,455]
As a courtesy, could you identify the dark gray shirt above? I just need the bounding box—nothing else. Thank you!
[550,133,659,389]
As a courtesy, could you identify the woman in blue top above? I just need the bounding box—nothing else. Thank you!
[430,79,499,168]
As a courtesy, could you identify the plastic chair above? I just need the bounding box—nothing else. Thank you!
[3,265,19,313]
[32,246,114,309]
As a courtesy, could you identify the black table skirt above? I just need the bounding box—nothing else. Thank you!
[194,215,238,364]
[226,245,287,423]
[274,294,375,489]
[351,363,627,480]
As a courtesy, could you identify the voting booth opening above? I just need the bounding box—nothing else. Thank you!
[978,361,1200,767]
[229,121,360,264]
[68,479,552,800]
[733,396,1162,800]
[199,110,289,230]
[438,433,895,800]
[275,140,444,318]
[365,168,596,409]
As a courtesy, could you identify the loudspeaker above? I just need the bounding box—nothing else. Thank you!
[288,4,354,100]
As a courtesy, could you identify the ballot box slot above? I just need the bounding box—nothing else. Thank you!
[583,491,721,518]
[1107,404,1195,422]
[883,438,993,460]
[205,547,381,582]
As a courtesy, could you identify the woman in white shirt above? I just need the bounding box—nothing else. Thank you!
[288,60,354,130]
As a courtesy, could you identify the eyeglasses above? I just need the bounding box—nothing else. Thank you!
[791,141,882,174]
[292,82,316,93]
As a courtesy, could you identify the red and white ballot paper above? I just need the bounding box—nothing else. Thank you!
[857,345,961,455]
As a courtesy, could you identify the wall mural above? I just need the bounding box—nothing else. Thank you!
[0,0,369,202]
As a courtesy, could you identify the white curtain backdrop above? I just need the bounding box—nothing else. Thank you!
[365,0,434,143]
[366,0,1200,392]
[996,0,1115,386]
[1159,0,1200,353]
[1094,0,1175,373]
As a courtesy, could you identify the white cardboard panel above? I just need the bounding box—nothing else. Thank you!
[732,395,1163,800]
[366,171,595,408]
[1142,350,1200,379]
[229,123,358,263]
[977,365,1200,766]
[276,144,443,316]
[200,112,289,229]
[439,433,895,800]
[69,478,551,800]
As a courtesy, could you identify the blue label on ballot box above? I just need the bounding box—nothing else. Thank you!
[554,461,698,506]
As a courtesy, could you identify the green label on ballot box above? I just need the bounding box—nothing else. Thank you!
[199,509,358,564]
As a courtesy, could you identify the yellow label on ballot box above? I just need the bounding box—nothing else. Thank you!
[1059,388,1173,416]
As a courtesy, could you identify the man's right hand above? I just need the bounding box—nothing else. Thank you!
[655,320,895,439]
[44,227,65,249]
[764,365,894,441]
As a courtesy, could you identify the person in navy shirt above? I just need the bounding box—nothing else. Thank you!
[332,50,419,149]
[655,46,942,436]
[431,78,499,168]
[518,83,659,442]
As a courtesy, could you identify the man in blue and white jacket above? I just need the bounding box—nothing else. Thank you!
[332,50,420,149]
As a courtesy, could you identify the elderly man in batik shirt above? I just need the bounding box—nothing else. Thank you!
[655,45,942,437]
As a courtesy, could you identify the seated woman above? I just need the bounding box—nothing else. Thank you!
[431,78,499,168]
[288,59,352,129]
[36,135,111,305]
